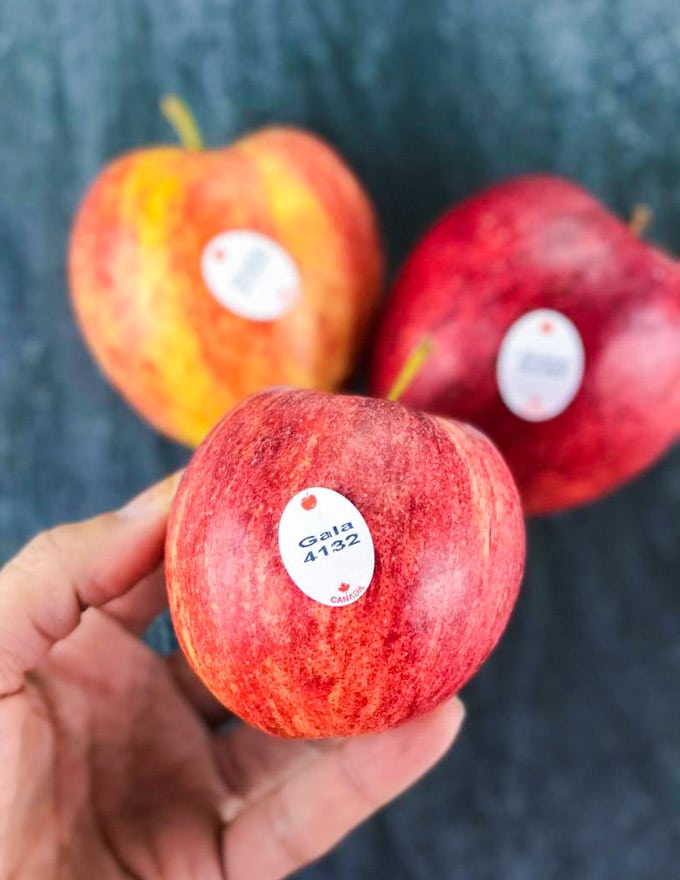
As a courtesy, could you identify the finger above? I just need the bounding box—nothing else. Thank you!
[213,724,334,821]
[102,563,167,635]
[0,472,181,696]
[222,696,465,880]
[166,651,233,726]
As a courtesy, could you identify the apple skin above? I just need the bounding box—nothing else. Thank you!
[369,175,680,515]
[165,388,525,738]
[70,128,383,446]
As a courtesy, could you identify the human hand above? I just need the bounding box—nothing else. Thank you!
[0,474,464,879]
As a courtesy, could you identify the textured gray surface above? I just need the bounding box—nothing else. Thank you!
[1,1,679,878]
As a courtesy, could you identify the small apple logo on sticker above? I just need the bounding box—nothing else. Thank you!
[301,493,317,511]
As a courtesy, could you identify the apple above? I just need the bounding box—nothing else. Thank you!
[165,388,525,738]
[70,96,383,447]
[370,175,680,514]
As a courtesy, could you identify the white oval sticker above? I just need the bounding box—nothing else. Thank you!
[496,309,585,422]
[278,487,375,607]
[201,230,300,322]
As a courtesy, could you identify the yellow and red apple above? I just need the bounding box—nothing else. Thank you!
[69,99,383,446]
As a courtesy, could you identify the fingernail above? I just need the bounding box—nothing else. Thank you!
[116,471,183,519]
[449,696,467,733]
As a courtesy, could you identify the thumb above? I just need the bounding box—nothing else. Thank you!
[0,473,181,696]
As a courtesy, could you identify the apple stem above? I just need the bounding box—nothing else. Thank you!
[629,204,653,238]
[160,94,204,150]
[386,335,434,402]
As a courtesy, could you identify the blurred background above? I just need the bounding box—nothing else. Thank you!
[1,1,679,877]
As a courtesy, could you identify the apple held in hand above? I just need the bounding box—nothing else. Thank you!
[70,97,383,447]
[370,175,680,514]
[166,388,525,738]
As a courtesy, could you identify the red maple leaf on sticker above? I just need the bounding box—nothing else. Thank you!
[214,249,226,261]
[338,583,351,593]
[540,321,553,334]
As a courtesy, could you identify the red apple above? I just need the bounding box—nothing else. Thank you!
[166,388,525,738]
[370,175,680,514]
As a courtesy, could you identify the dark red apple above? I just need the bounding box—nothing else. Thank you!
[370,175,680,515]
[166,388,525,738]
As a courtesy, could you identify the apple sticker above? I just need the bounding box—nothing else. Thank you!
[201,230,301,322]
[496,308,585,422]
[278,487,375,607]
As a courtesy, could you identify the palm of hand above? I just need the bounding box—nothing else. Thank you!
[5,611,234,879]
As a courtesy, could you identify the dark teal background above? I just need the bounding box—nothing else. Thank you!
[1,1,679,877]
